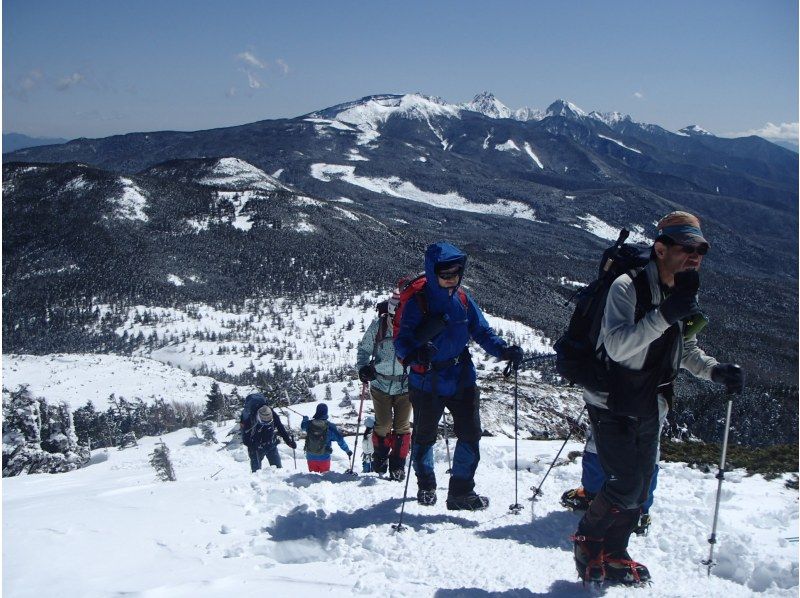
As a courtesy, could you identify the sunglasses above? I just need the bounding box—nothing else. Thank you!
[437,268,462,280]
[678,244,709,256]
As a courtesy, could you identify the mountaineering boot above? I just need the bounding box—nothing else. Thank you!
[605,550,651,584]
[388,433,410,482]
[561,486,595,511]
[572,534,605,583]
[372,434,390,474]
[633,513,652,536]
[417,489,437,506]
[446,492,489,511]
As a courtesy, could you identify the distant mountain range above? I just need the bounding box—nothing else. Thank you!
[3,92,798,388]
[3,133,69,153]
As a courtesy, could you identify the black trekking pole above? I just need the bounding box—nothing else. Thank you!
[283,392,297,469]
[501,354,555,513]
[443,410,452,474]
[392,406,417,533]
[346,382,369,475]
[286,413,297,470]
[529,406,586,517]
[702,381,741,576]
[508,365,523,514]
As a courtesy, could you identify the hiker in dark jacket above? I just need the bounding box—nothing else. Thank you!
[301,403,352,473]
[356,289,411,480]
[240,395,296,472]
[572,211,744,585]
[394,241,523,510]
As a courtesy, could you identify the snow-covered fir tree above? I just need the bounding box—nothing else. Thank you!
[149,440,176,481]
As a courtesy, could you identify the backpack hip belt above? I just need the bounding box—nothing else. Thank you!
[376,373,405,381]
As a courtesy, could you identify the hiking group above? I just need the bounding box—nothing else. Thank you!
[238,210,744,587]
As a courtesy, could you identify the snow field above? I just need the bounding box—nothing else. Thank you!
[4,409,796,597]
[2,354,248,411]
[91,294,551,381]
[309,163,538,221]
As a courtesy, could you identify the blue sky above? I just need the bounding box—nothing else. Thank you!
[4,0,798,144]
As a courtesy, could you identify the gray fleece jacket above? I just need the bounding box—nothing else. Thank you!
[356,316,409,396]
[584,260,718,411]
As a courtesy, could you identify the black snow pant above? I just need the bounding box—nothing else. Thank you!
[577,404,661,554]
[247,443,282,472]
[410,386,482,496]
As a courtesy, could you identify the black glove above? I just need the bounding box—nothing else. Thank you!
[358,364,377,383]
[404,343,436,366]
[660,291,700,325]
[347,450,353,457]
[501,345,524,368]
[711,363,745,394]
[287,438,297,450]
[674,269,700,295]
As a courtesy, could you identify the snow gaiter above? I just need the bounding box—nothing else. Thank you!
[372,434,391,474]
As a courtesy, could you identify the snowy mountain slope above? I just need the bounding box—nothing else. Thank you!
[89,294,552,378]
[4,419,797,597]
[2,354,251,411]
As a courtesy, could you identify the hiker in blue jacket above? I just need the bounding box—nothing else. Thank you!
[394,241,523,510]
[240,393,297,472]
[301,403,352,473]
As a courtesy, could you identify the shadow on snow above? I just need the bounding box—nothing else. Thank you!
[476,509,581,550]
[434,580,587,597]
[265,497,479,541]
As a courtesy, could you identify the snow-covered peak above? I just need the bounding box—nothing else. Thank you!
[679,124,714,137]
[545,99,588,119]
[588,110,631,127]
[198,157,287,191]
[325,94,461,128]
[514,106,545,121]
[463,92,512,119]
[311,93,461,146]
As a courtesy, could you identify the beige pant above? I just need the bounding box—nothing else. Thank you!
[371,387,411,437]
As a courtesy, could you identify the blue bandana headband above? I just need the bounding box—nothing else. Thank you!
[659,224,704,238]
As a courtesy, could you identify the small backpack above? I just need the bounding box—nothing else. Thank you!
[392,274,468,374]
[304,419,330,456]
[554,230,652,392]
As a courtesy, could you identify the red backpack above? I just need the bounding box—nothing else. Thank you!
[393,274,468,374]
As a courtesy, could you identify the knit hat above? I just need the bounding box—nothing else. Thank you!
[314,403,329,420]
[364,415,376,428]
[656,211,709,247]
[256,405,273,424]
[387,289,401,316]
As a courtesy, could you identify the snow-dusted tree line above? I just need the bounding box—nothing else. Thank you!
[1,381,243,477]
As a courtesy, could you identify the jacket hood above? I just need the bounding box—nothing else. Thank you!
[424,242,467,310]
[313,403,329,420]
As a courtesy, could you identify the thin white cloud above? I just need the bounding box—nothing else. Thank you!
[22,70,43,91]
[729,122,799,143]
[9,69,43,99]
[56,72,85,91]
[226,87,237,98]
[236,51,266,70]
[246,72,262,89]
[633,91,644,99]
[276,58,290,75]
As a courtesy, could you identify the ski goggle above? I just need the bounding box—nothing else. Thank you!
[437,267,462,280]
[678,244,709,256]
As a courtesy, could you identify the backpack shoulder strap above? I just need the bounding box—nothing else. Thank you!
[374,313,389,346]
[457,288,468,307]
[632,269,652,323]
[414,289,428,316]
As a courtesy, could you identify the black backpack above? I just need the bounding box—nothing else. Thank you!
[304,419,330,456]
[554,229,652,392]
